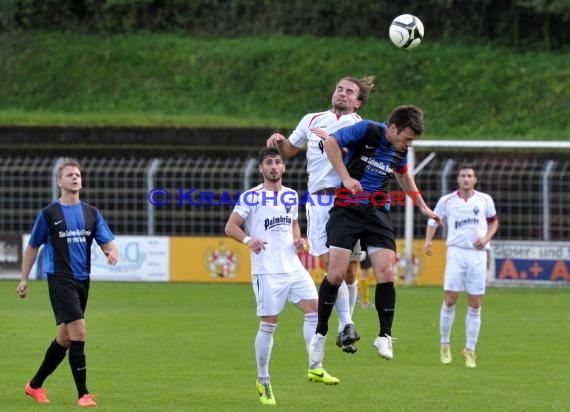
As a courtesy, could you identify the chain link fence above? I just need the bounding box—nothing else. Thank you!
[1,150,569,241]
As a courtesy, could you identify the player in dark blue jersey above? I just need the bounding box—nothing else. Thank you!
[308,105,442,368]
[16,158,118,407]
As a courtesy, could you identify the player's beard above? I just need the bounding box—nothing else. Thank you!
[333,100,348,112]
[264,171,281,183]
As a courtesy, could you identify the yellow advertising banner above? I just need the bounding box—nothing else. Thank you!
[170,236,330,283]
[404,239,446,286]
[170,237,252,282]
[170,236,447,285]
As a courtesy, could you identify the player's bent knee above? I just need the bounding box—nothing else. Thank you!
[327,272,345,285]
[375,267,395,283]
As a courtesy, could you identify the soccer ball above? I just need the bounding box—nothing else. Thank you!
[389,14,424,49]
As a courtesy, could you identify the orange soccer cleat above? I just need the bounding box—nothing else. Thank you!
[77,393,97,407]
[25,382,50,403]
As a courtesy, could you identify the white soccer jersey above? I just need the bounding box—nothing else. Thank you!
[233,184,306,274]
[288,110,362,194]
[429,190,497,249]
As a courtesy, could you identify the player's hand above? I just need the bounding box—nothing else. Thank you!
[293,238,306,251]
[342,177,362,193]
[246,238,267,255]
[432,215,443,226]
[104,249,119,265]
[16,281,27,299]
[424,241,433,256]
[421,206,443,226]
[267,133,286,147]
[473,238,488,250]
[310,128,330,141]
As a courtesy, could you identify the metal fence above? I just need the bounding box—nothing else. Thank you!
[1,150,569,241]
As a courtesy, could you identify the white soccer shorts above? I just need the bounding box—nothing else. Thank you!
[252,270,318,317]
[443,246,487,295]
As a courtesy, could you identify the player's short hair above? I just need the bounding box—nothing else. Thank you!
[57,158,81,179]
[340,75,375,106]
[257,147,282,165]
[457,163,477,176]
[388,104,424,137]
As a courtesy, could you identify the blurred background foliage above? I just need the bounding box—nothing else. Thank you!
[0,1,568,139]
[1,0,570,50]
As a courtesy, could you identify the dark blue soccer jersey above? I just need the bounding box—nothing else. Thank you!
[332,120,408,208]
[28,201,115,280]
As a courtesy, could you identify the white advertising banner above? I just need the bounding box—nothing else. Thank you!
[90,236,169,282]
[0,235,21,279]
[23,235,169,282]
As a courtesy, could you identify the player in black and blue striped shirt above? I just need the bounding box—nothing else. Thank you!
[17,158,118,407]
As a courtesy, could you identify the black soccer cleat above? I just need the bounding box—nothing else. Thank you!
[335,333,358,354]
[338,323,361,348]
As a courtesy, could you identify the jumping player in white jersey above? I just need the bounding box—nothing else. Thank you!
[267,75,375,353]
[424,164,499,368]
[225,148,339,406]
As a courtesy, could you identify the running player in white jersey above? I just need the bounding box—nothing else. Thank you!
[267,75,375,353]
[424,164,499,368]
[225,148,339,406]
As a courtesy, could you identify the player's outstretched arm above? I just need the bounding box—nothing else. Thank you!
[266,133,300,159]
[395,172,442,225]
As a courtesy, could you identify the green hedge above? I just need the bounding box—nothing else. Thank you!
[1,32,569,139]
[1,0,570,49]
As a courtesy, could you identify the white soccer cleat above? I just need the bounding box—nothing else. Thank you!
[440,344,452,364]
[463,349,477,368]
[373,335,394,360]
[309,333,327,364]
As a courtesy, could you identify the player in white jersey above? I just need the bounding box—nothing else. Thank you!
[425,164,499,368]
[225,148,339,406]
[267,75,375,353]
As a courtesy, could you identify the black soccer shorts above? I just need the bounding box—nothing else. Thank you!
[48,273,90,325]
[326,204,396,252]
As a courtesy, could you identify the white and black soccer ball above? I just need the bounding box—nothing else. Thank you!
[389,14,424,49]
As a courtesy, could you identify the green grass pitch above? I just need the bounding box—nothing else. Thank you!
[1,281,568,411]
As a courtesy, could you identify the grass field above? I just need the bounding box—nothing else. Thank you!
[1,281,569,411]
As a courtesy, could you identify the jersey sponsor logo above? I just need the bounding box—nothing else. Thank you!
[454,217,479,230]
[264,215,292,231]
[361,156,393,175]
[58,229,92,244]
